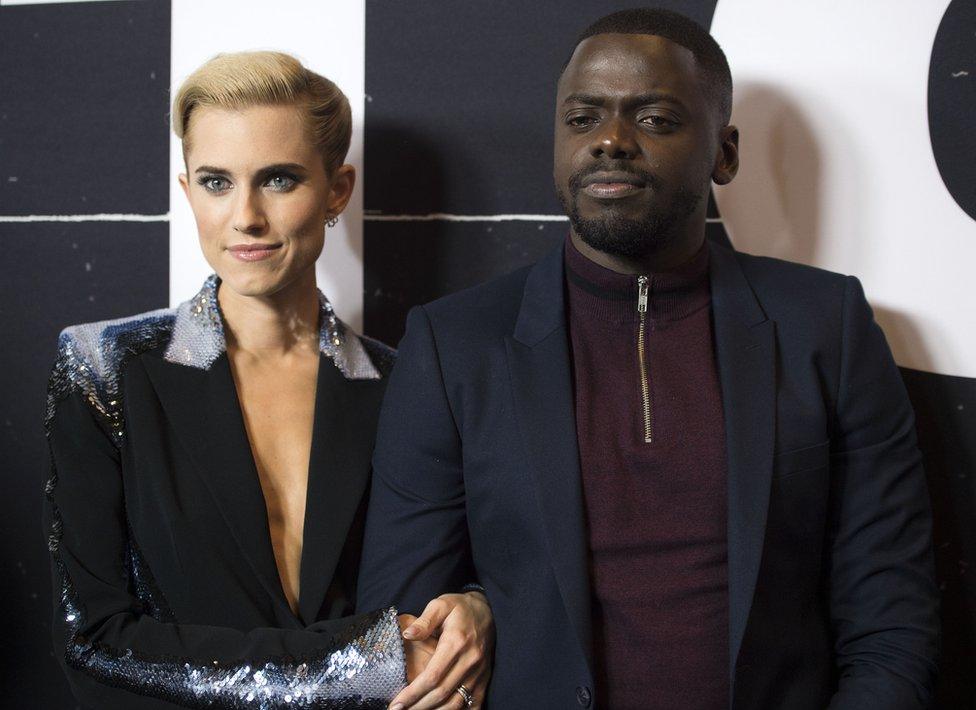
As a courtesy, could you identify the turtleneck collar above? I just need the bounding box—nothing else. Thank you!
[564,232,711,325]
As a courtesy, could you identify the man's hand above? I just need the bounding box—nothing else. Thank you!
[392,591,494,709]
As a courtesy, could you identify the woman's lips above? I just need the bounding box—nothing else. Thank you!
[227,243,282,262]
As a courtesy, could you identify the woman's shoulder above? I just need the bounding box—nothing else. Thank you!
[50,307,178,443]
[56,306,179,375]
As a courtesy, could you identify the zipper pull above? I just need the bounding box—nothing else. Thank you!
[637,275,649,314]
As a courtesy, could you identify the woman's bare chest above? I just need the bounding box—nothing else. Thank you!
[230,353,320,611]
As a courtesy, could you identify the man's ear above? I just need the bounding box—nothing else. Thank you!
[712,125,739,186]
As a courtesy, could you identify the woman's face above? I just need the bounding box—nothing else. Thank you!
[179,104,354,298]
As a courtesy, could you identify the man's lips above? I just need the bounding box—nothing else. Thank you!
[227,242,282,262]
[580,171,648,199]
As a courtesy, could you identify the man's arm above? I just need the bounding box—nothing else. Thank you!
[357,305,476,616]
[826,276,940,709]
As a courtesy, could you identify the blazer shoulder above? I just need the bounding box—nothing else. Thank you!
[729,248,851,319]
[421,262,534,335]
[49,308,176,444]
[733,248,848,288]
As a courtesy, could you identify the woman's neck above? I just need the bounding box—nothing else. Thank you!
[218,269,321,359]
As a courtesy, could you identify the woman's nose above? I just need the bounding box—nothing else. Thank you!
[232,191,268,235]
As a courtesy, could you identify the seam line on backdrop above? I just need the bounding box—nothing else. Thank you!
[363,213,723,222]
[0,214,170,223]
[0,213,725,224]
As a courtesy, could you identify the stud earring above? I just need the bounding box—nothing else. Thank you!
[326,215,339,228]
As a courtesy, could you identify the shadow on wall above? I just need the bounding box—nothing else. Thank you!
[719,82,825,268]
[721,82,939,373]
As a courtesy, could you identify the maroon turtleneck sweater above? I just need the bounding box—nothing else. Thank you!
[564,235,729,709]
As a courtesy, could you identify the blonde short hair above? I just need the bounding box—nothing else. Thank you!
[173,51,351,174]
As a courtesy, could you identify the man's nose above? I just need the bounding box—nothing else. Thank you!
[589,116,639,159]
[232,190,268,235]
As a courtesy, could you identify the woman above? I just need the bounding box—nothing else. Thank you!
[43,51,492,709]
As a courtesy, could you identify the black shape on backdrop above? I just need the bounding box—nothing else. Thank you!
[928,0,976,223]
[0,2,171,707]
[0,1,170,216]
[365,219,563,345]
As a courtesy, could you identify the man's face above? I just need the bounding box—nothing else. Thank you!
[554,33,720,259]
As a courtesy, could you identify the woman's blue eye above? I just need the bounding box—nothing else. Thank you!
[198,176,230,193]
[266,175,297,191]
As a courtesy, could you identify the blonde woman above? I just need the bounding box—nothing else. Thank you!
[43,52,492,709]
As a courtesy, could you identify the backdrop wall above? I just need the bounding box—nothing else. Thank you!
[1,0,972,706]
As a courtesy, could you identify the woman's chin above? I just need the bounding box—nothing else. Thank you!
[217,266,289,299]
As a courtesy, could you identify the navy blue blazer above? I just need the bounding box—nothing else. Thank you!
[357,240,939,709]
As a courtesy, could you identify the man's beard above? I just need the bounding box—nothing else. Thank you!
[557,165,703,259]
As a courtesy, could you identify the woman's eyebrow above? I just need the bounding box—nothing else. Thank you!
[194,165,231,175]
[255,163,307,176]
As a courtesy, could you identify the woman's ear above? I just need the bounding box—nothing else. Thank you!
[326,164,356,216]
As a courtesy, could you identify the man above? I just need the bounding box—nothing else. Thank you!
[358,9,939,709]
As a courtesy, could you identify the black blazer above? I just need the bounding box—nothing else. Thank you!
[43,276,405,709]
[357,240,940,709]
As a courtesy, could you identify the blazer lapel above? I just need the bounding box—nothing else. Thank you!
[505,245,593,669]
[708,241,776,677]
[140,352,294,618]
[297,356,384,624]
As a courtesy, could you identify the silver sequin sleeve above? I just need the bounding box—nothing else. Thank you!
[44,314,407,708]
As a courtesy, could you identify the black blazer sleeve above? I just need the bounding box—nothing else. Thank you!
[45,372,404,708]
[357,306,475,615]
[826,277,939,709]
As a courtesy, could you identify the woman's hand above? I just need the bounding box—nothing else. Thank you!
[399,614,437,692]
[391,591,494,709]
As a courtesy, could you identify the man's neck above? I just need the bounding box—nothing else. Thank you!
[569,229,707,275]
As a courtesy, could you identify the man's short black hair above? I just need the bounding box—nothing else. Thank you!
[566,7,733,124]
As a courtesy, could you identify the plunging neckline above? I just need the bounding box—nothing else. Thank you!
[226,348,321,619]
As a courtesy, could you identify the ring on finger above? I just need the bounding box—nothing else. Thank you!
[455,683,475,707]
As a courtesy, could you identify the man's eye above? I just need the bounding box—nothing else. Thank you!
[567,115,597,128]
[266,174,297,192]
[641,115,676,128]
[197,176,231,193]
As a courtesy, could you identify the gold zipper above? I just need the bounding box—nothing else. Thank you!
[637,275,652,443]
